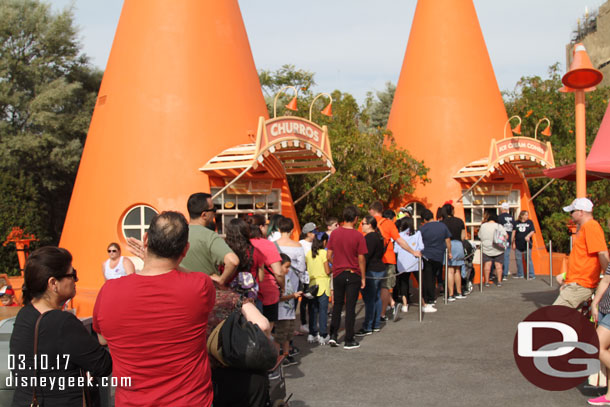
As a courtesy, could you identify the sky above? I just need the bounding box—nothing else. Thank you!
[48,0,605,105]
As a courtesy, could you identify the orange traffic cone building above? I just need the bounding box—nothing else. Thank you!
[388,0,557,278]
[59,0,279,315]
[387,0,508,212]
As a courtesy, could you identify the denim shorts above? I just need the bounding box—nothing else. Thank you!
[599,311,610,331]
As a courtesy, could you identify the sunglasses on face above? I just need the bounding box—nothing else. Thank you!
[58,269,78,282]
[107,249,118,253]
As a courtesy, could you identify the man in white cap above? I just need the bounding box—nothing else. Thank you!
[497,202,514,280]
[553,198,609,308]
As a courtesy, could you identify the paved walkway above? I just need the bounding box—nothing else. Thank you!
[284,276,604,407]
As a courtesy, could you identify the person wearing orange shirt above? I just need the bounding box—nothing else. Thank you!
[366,201,422,321]
[554,198,609,308]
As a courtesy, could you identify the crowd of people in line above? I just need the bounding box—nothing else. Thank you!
[6,192,610,407]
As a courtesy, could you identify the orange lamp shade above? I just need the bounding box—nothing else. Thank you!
[541,125,551,137]
[512,123,522,135]
[285,96,298,111]
[562,43,603,89]
[320,102,332,117]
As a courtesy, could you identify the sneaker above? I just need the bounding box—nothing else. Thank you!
[497,283,503,287]
[268,370,280,380]
[448,296,456,302]
[307,334,320,344]
[343,340,360,350]
[372,327,381,332]
[300,324,309,333]
[282,355,298,367]
[379,315,389,322]
[484,283,490,287]
[455,294,467,299]
[422,304,437,313]
[529,276,536,280]
[329,336,338,347]
[514,275,524,279]
[502,276,508,281]
[401,305,409,312]
[318,335,330,345]
[355,328,373,337]
[394,303,401,316]
[289,346,300,357]
[588,395,610,405]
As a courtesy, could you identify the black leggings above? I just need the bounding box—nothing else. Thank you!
[423,259,442,304]
[393,272,413,303]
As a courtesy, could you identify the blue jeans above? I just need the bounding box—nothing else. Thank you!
[308,293,329,337]
[503,246,511,277]
[515,248,535,278]
[361,269,385,331]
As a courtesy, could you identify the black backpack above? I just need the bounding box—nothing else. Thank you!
[220,310,278,371]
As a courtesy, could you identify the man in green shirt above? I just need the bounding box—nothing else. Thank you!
[180,193,238,287]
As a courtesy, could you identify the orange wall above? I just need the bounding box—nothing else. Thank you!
[387,0,508,213]
[59,0,271,316]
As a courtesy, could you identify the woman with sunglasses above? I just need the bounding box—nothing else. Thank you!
[10,246,112,407]
[102,242,135,281]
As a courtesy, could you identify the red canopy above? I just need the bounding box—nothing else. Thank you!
[544,103,610,181]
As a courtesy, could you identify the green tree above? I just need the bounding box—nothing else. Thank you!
[0,0,102,271]
[504,63,610,252]
[258,67,428,224]
[362,81,396,131]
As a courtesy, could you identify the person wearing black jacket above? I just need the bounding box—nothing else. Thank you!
[356,215,387,336]
[10,247,112,407]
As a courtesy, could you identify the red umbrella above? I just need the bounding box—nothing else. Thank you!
[544,102,610,181]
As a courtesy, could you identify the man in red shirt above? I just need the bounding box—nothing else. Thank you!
[327,205,367,349]
[366,201,422,320]
[94,211,215,407]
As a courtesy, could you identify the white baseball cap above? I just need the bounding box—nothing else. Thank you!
[563,197,594,213]
[500,202,510,210]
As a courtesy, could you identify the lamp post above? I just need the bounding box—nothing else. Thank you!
[534,118,551,140]
[503,115,522,138]
[309,93,333,121]
[560,43,603,198]
[273,86,299,118]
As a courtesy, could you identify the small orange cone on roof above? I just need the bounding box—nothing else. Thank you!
[285,96,298,111]
[512,122,522,135]
[320,102,333,117]
[562,43,603,89]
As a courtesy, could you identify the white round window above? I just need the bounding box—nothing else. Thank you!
[122,205,158,240]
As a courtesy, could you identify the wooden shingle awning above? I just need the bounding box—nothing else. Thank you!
[200,116,335,200]
[454,137,555,183]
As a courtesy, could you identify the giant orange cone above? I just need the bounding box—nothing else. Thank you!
[387,0,508,212]
[59,0,269,315]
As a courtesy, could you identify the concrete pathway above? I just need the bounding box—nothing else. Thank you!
[284,276,603,407]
